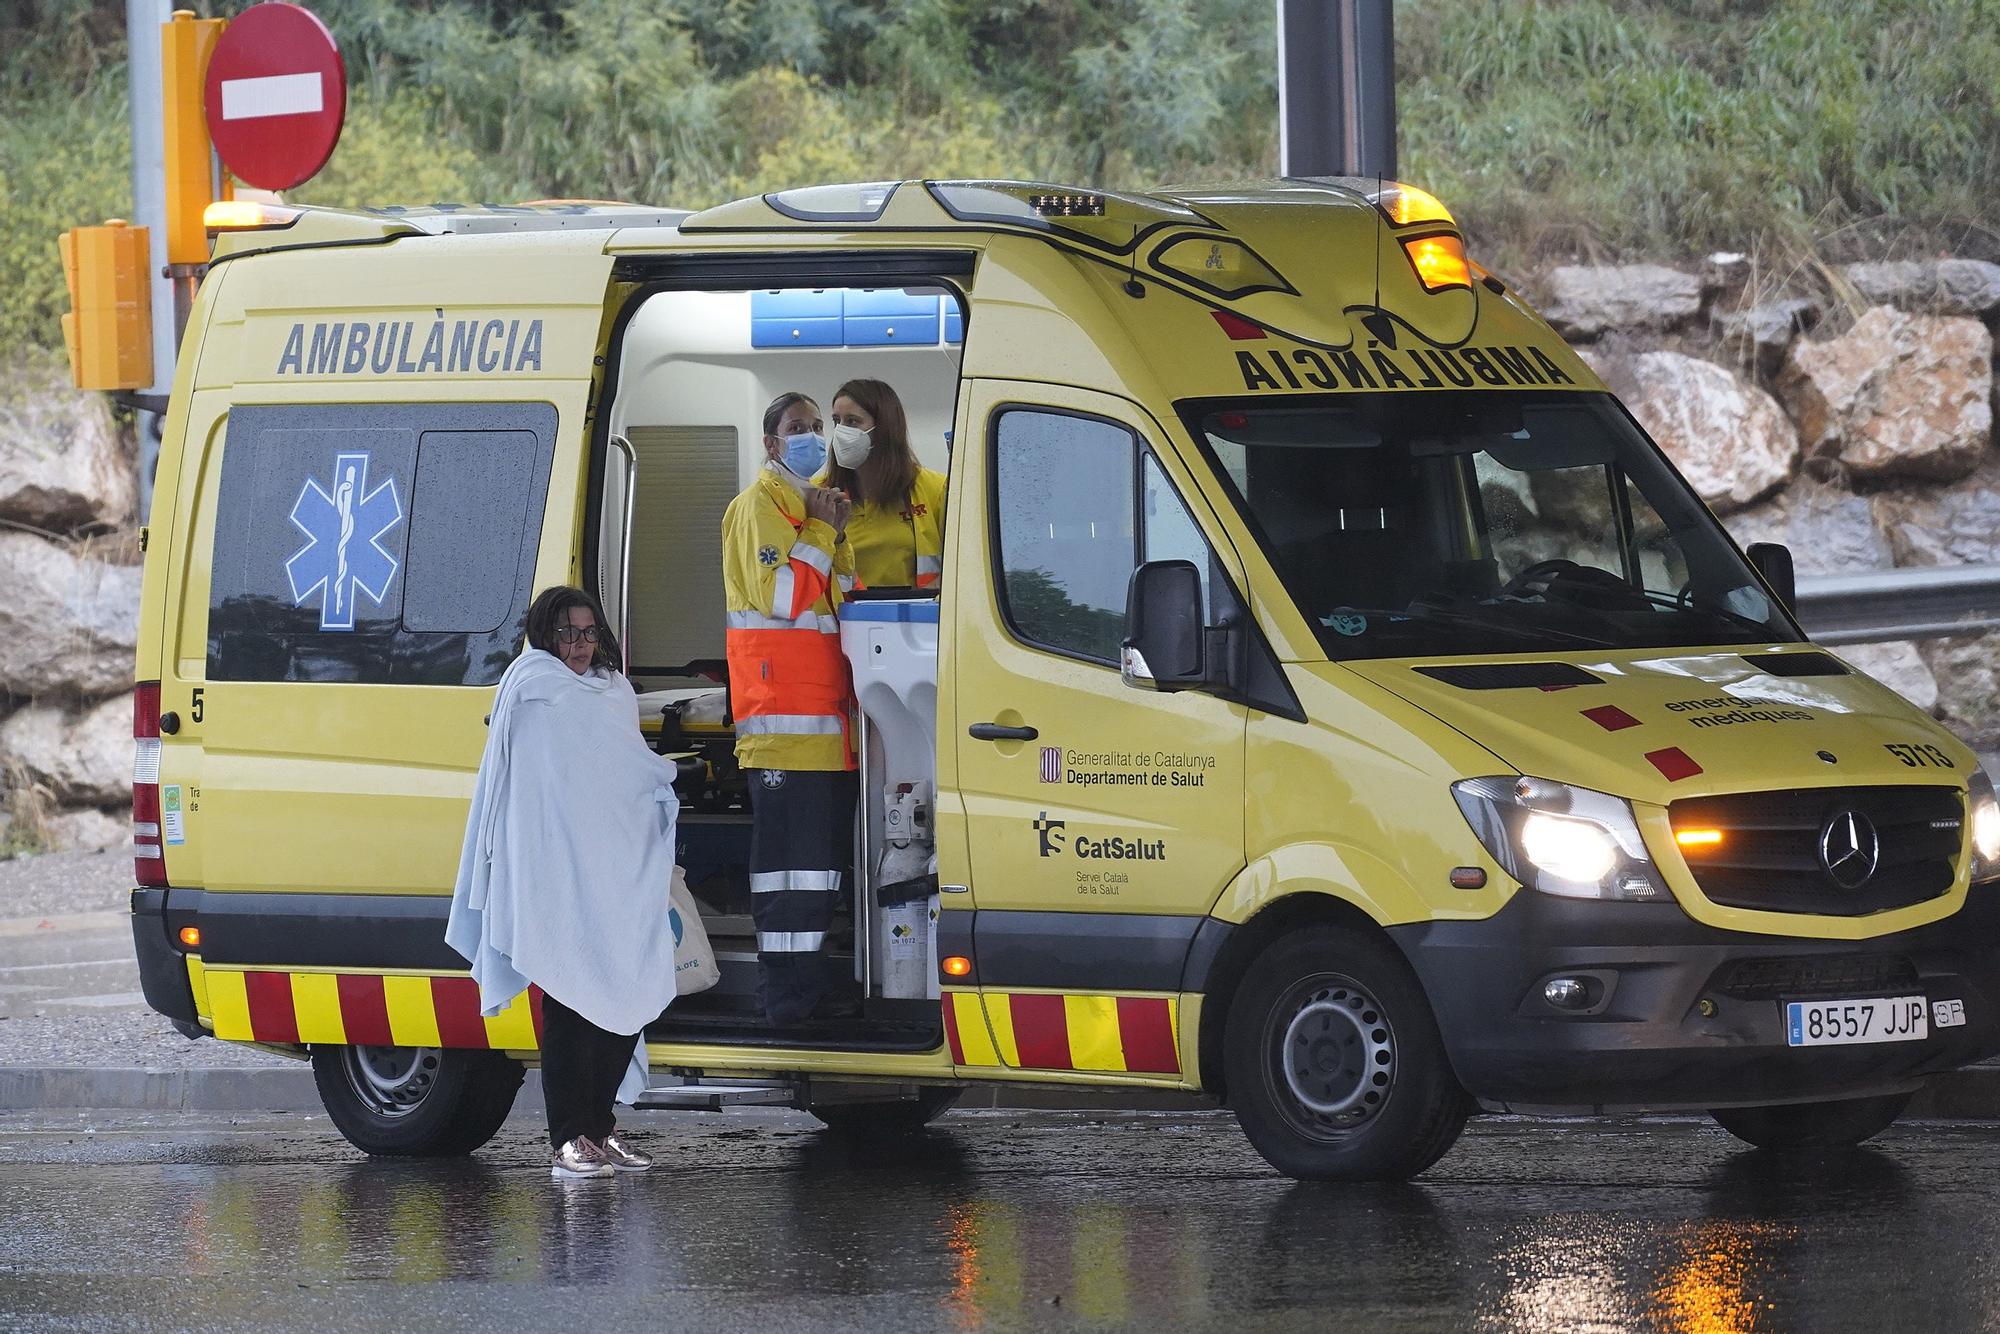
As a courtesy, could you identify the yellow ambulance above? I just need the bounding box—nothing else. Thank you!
[127,179,2000,1181]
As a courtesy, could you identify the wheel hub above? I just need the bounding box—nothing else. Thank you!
[1279,983,1394,1126]
[342,1045,441,1118]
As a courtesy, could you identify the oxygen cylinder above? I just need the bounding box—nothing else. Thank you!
[876,874,937,999]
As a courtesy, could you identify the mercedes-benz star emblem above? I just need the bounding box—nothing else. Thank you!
[1818,808,1881,888]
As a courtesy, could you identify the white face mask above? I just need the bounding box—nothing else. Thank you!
[829,422,873,468]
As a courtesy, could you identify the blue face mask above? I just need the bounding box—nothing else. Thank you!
[779,430,827,478]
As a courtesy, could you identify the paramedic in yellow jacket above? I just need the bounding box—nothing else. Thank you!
[820,378,946,591]
[722,391,859,1026]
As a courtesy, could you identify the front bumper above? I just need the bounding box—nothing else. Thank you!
[1388,887,2000,1110]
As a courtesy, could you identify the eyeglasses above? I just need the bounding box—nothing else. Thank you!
[554,626,600,645]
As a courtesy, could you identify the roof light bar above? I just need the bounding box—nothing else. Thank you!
[1369,182,1455,228]
[203,200,302,232]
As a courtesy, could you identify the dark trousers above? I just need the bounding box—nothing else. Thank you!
[540,992,638,1149]
[748,768,857,1025]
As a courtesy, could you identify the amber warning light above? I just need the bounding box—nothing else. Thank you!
[1401,235,1472,293]
[942,956,973,978]
[203,200,301,232]
[1675,829,1725,849]
[178,926,202,949]
[1371,183,1455,228]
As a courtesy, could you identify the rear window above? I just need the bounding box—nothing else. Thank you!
[206,402,556,685]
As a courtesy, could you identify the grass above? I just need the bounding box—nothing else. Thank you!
[0,760,52,862]
[1398,0,2000,280]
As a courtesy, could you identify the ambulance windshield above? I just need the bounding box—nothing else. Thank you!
[1182,390,1803,661]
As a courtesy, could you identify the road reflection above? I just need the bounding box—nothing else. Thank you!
[1651,1218,1788,1334]
[95,1121,2000,1329]
[1483,1145,1928,1333]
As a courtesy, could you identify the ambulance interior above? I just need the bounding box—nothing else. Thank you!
[601,285,963,1046]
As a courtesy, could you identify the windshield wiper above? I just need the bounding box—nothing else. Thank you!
[1631,586,1783,635]
[1322,602,1620,649]
[1531,583,1780,638]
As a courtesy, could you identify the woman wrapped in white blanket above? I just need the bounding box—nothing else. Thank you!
[447,585,680,1180]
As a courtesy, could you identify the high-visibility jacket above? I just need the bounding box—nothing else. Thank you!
[721,465,857,772]
[830,466,947,591]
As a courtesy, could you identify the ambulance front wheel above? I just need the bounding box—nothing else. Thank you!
[1708,1090,1913,1150]
[310,1045,524,1157]
[1224,924,1471,1182]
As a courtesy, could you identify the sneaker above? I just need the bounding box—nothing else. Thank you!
[551,1136,613,1180]
[598,1132,653,1173]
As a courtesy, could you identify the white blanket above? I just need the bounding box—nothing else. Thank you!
[447,649,681,1101]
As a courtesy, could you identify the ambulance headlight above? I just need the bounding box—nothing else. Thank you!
[1969,769,2000,883]
[1519,812,1619,883]
[1452,776,1671,902]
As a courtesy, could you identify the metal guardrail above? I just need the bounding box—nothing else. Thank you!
[1796,565,2000,646]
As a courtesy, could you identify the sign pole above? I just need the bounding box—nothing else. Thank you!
[125,0,173,512]
[163,11,228,358]
[1277,0,1396,179]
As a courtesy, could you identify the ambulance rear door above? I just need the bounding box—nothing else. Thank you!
[162,232,614,943]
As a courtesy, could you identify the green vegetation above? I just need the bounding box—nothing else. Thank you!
[1402,0,2000,267]
[4,0,1997,358]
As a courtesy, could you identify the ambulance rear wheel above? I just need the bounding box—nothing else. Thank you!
[1708,1091,1913,1150]
[1225,925,1469,1182]
[311,1045,524,1157]
[803,1087,961,1135]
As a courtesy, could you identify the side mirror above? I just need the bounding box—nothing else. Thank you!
[1746,541,1796,612]
[1122,560,1206,691]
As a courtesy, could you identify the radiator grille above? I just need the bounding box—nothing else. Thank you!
[1670,785,1961,916]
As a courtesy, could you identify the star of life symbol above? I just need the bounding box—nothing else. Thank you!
[758,544,782,567]
[285,451,403,631]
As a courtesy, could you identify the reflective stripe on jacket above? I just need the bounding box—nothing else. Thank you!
[836,466,947,591]
[721,465,857,772]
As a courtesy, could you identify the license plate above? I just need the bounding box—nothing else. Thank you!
[1786,996,1929,1047]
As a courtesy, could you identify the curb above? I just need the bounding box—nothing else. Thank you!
[0,1065,1214,1115]
[0,1066,323,1114]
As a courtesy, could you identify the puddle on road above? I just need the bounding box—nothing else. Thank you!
[4,1117,2000,1330]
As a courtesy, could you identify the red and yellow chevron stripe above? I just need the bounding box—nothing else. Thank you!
[192,960,544,1051]
[192,963,1184,1078]
[943,989,1180,1075]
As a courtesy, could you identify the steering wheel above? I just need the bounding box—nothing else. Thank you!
[1500,558,1585,598]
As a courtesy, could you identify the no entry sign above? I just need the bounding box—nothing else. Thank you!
[203,3,347,191]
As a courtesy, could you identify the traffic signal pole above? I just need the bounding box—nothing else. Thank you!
[125,0,173,511]
[1277,0,1396,179]
[66,4,330,496]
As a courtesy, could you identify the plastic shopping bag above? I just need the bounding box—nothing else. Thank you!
[670,865,720,995]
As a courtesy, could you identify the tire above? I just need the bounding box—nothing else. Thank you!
[802,1087,962,1136]
[1709,1091,1913,1150]
[1224,923,1470,1182]
[310,1045,524,1157]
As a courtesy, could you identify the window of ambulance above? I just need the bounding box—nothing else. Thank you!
[206,404,556,682]
[992,409,1218,665]
[1180,390,1802,661]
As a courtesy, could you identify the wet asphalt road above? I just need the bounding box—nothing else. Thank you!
[4,1110,2000,1332]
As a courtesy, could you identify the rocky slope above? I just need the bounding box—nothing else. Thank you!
[0,357,139,855]
[1529,257,2000,740]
